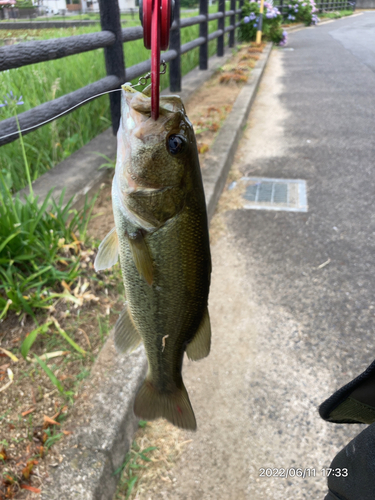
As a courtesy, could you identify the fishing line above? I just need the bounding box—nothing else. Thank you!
[0,60,167,142]
[0,88,123,142]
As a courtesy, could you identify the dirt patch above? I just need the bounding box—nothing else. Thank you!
[0,42,263,499]
[186,44,265,160]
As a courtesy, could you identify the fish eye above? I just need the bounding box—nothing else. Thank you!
[167,134,185,155]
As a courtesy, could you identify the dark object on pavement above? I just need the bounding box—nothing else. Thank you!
[320,358,375,424]
[323,423,375,500]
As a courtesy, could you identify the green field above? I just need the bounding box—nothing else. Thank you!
[0,5,235,192]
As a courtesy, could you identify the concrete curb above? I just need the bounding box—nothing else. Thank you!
[204,42,273,222]
[40,43,272,500]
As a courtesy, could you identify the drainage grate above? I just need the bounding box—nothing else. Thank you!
[240,177,308,212]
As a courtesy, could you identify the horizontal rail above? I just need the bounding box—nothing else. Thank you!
[125,48,177,81]
[207,29,224,41]
[0,75,121,147]
[179,15,206,28]
[208,12,224,20]
[224,25,235,32]
[0,30,115,72]
[180,37,206,54]
[121,26,144,42]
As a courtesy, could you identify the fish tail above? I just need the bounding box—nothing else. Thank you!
[134,379,197,431]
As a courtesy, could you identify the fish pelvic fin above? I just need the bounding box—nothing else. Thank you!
[186,307,211,361]
[128,231,154,286]
[114,304,142,353]
[134,379,197,431]
[94,227,119,272]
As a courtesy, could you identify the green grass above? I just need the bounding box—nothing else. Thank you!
[319,9,353,19]
[0,165,97,319]
[114,437,157,500]
[0,5,234,192]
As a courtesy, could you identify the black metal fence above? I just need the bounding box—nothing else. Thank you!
[274,0,355,15]
[0,8,139,23]
[0,0,242,147]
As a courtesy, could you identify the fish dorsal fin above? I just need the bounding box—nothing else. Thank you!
[94,227,119,272]
[114,304,142,353]
[186,307,211,361]
[128,231,154,286]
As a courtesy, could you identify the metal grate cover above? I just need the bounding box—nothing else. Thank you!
[240,177,308,212]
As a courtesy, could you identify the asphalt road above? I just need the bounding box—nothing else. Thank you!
[140,12,375,499]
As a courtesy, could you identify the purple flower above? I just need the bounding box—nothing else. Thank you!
[0,91,24,108]
[243,15,250,23]
[249,12,256,20]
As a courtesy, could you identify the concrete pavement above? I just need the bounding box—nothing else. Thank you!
[139,12,375,499]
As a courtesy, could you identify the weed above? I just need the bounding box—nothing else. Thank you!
[114,442,157,500]
[97,314,111,344]
[33,354,74,399]
[0,180,97,319]
[44,429,63,451]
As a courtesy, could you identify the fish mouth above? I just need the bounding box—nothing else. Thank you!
[120,84,186,142]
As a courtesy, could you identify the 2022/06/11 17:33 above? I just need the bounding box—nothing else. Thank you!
[258,468,349,478]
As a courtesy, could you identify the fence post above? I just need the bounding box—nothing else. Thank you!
[99,0,125,134]
[217,0,225,56]
[239,0,243,23]
[229,0,235,47]
[199,0,208,70]
[169,0,181,91]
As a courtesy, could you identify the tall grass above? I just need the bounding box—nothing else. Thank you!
[0,8,234,192]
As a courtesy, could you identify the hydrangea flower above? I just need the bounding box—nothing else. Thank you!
[243,16,250,23]
[279,30,288,46]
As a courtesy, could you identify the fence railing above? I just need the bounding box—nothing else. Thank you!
[273,0,355,15]
[0,0,241,147]
[0,8,139,23]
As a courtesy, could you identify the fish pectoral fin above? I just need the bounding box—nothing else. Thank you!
[134,379,197,431]
[94,227,119,272]
[186,307,211,361]
[128,231,154,286]
[114,304,142,353]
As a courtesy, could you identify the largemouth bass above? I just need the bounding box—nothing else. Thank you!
[94,84,211,430]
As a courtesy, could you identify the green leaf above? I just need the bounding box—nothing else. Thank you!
[141,446,157,453]
[33,354,65,394]
[113,453,131,476]
[0,231,21,253]
[52,319,86,356]
[125,475,138,500]
[20,321,52,359]
[44,432,63,450]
